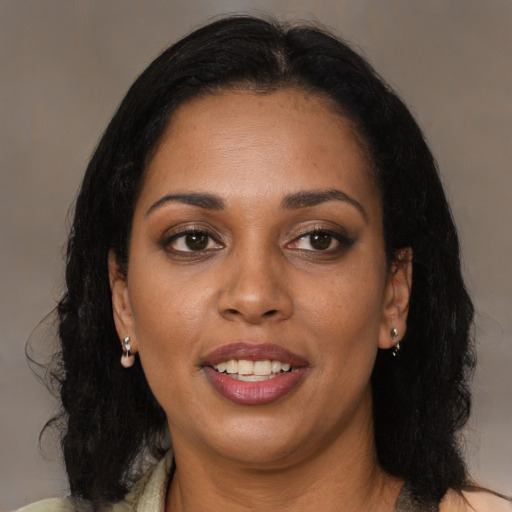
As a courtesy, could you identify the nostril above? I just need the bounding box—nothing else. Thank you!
[263,310,278,317]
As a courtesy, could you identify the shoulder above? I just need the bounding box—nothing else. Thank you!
[441,489,512,512]
[14,497,91,512]
[14,452,174,512]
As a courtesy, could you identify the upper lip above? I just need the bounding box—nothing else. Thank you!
[201,342,308,367]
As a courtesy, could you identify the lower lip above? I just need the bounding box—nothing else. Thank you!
[203,367,306,405]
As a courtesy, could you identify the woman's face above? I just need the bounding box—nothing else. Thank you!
[110,89,411,467]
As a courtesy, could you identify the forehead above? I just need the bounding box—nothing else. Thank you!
[141,88,379,216]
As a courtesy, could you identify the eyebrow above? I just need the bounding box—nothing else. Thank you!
[145,188,367,220]
[146,193,225,216]
[281,189,367,220]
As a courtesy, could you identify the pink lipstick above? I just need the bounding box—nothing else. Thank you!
[202,342,307,406]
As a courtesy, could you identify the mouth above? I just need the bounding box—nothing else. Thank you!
[202,342,307,405]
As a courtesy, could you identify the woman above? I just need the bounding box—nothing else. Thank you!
[18,15,511,512]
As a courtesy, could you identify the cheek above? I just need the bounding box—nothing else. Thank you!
[128,261,216,368]
[127,273,216,415]
[297,264,385,373]
[301,263,385,331]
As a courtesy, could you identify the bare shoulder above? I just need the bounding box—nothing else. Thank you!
[441,489,512,512]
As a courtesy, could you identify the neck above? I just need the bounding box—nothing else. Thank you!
[166,392,402,512]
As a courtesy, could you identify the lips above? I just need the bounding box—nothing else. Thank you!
[202,342,307,405]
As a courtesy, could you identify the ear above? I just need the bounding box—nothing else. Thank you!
[108,251,137,353]
[378,248,413,350]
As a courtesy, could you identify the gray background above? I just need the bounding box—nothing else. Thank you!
[1,0,510,509]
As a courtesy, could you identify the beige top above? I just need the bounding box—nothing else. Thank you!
[15,453,512,512]
[15,454,173,512]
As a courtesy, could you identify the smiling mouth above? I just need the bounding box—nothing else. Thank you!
[203,343,307,405]
[211,359,297,382]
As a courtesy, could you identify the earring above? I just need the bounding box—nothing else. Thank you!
[391,327,400,357]
[121,336,135,368]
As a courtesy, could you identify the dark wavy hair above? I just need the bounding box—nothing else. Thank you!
[50,15,475,507]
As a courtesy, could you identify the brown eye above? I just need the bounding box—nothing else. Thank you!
[165,229,223,253]
[309,232,333,250]
[184,233,208,250]
[290,231,338,251]
[287,228,355,254]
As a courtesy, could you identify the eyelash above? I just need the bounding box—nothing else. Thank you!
[161,226,355,257]
[162,228,223,255]
[287,228,355,254]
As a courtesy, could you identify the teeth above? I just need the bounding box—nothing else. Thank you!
[225,360,238,374]
[271,360,282,373]
[238,360,254,375]
[237,374,277,382]
[216,361,227,373]
[253,360,272,375]
[212,359,294,377]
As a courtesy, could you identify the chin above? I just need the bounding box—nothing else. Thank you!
[178,413,310,467]
[213,435,305,468]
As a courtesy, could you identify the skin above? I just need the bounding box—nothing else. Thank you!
[109,89,412,512]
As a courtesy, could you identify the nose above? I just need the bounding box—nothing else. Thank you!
[217,249,294,324]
